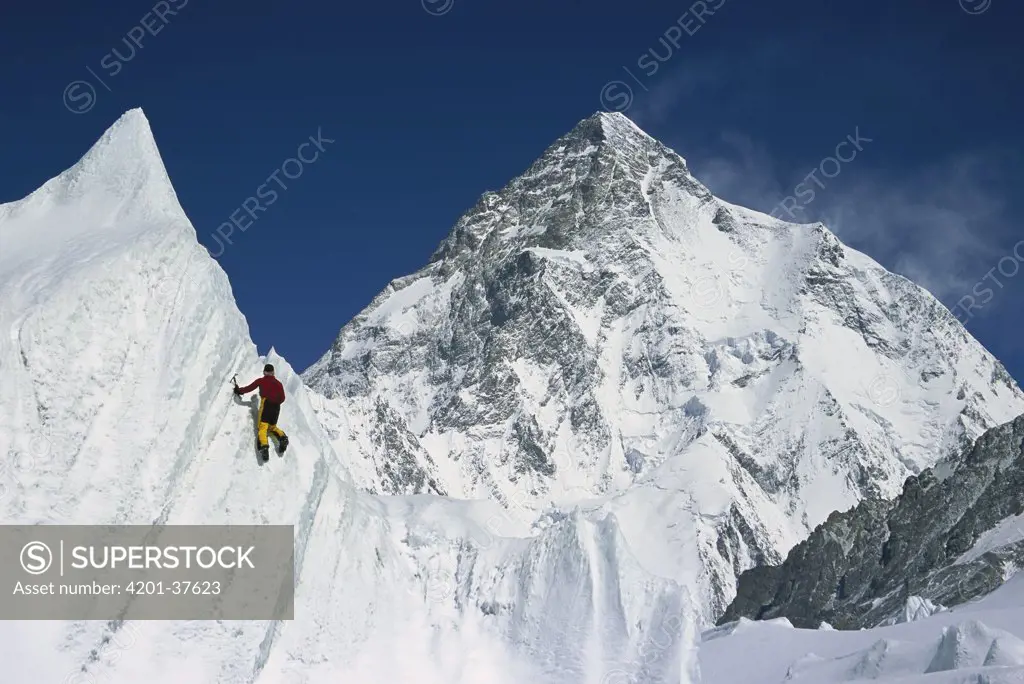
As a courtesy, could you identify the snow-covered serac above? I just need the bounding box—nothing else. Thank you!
[0,109,697,683]
[303,111,1024,621]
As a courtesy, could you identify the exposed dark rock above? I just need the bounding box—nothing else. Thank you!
[721,414,1024,629]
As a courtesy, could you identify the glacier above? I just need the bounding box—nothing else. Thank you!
[0,109,697,683]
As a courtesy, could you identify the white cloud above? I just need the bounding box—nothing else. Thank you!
[820,155,1012,303]
[689,139,1019,311]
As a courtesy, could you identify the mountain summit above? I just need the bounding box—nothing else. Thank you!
[0,108,185,272]
[304,111,1024,620]
[10,108,179,217]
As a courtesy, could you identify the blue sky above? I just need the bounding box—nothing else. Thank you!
[1,0,1022,379]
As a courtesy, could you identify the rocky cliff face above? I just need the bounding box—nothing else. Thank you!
[721,414,1024,629]
[303,111,1024,621]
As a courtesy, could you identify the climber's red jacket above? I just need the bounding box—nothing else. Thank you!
[236,375,286,403]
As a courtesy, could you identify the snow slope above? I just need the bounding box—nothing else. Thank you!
[0,109,697,683]
[700,573,1024,683]
[303,111,1024,622]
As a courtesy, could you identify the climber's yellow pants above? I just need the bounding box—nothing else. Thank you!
[257,397,286,447]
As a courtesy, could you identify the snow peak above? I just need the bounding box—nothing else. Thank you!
[69,545,256,570]
[207,128,336,258]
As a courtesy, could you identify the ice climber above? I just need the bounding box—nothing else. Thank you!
[234,364,289,462]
